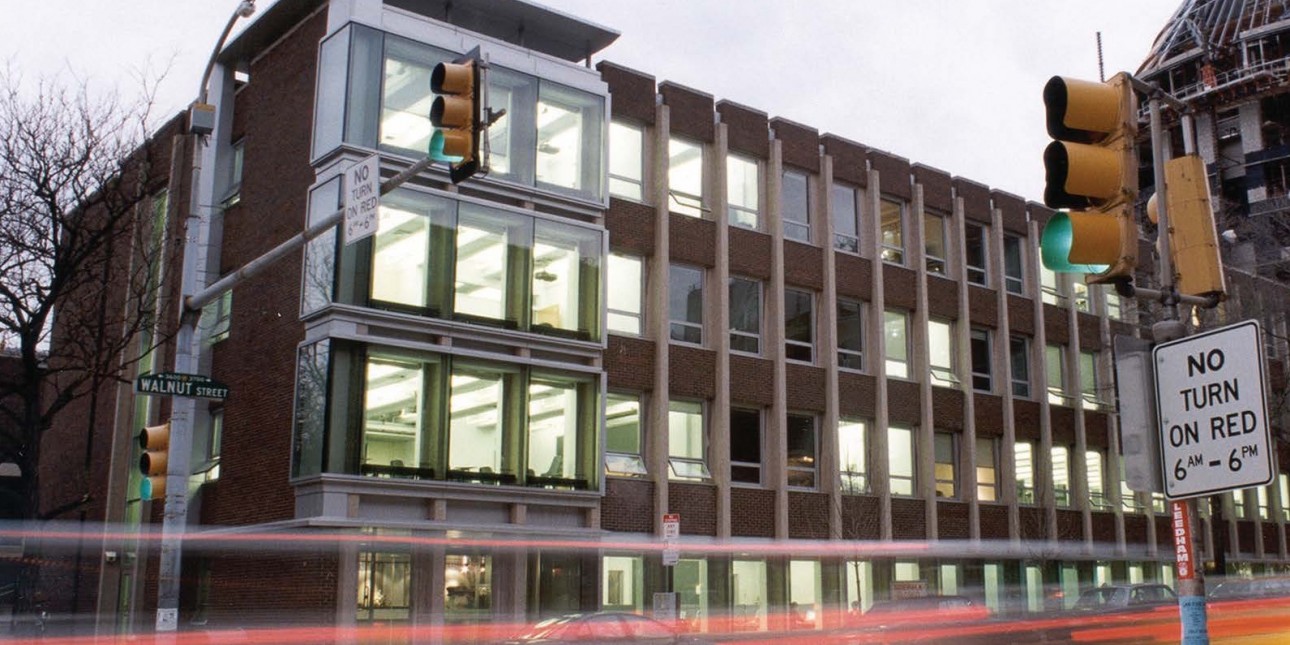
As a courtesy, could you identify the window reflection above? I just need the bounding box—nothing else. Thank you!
[371,191,455,312]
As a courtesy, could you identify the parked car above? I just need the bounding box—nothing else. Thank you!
[1074,584,1178,612]
[501,612,712,644]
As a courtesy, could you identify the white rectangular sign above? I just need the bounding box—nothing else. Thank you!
[662,513,680,540]
[1154,320,1273,499]
[343,154,380,245]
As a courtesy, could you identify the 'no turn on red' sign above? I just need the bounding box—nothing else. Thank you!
[1154,320,1274,500]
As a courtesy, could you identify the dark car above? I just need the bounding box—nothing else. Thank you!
[1074,584,1178,612]
[502,612,711,644]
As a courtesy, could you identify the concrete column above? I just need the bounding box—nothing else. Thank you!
[650,103,672,537]
[867,167,892,541]
[952,194,979,540]
[910,184,937,538]
[712,122,733,538]
[819,154,843,541]
[767,138,788,539]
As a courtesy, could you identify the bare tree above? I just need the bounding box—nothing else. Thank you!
[0,68,172,523]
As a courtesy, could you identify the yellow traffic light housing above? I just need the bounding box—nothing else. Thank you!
[430,57,481,184]
[1040,73,1139,285]
[138,422,171,500]
[1147,155,1226,299]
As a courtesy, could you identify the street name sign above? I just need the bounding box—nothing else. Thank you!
[1154,320,1272,500]
[343,154,380,245]
[136,372,230,401]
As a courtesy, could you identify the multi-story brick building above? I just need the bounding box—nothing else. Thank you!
[35,0,1290,636]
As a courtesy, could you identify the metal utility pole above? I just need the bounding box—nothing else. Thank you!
[153,1,255,633]
[1138,79,1209,645]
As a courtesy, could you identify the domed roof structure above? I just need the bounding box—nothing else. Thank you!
[1136,0,1290,104]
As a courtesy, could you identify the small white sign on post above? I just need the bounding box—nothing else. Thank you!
[662,513,680,540]
[1154,320,1274,500]
[343,154,381,245]
[662,513,680,566]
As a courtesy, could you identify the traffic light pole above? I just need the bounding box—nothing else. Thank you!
[1141,85,1210,645]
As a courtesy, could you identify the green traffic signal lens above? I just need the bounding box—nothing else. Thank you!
[428,130,463,164]
[140,477,153,502]
[1040,212,1109,273]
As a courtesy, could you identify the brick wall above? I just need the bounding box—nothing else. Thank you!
[669,482,717,536]
[937,500,970,539]
[204,9,327,528]
[602,478,654,533]
[840,495,881,540]
[891,498,926,539]
[731,488,775,538]
[788,491,829,539]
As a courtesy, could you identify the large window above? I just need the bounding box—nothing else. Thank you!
[669,137,704,217]
[839,418,868,494]
[527,375,589,484]
[965,222,989,285]
[668,400,708,479]
[1080,351,1100,410]
[928,319,958,387]
[970,329,992,392]
[888,425,915,496]
[1052,446,1071,507]
[368,190,603,340]
[879,199,906,264]
[787,414,818,488]
[1041,266,1065,306]
[1281,474,1290,521]
[366,35,604,200]
[977,438,998,502]
[924,211,947,275]
[1015,441,1035,504]
[323,348,600,489]
[884,310,909,378]
[669,265,704,344]
[1003,234,1025,295]
[607,254,643,335]
[535,81,605,195]
[1010,336,1031,398]
[602,555,645,613]
[1087,450,1109,509]
[1046,345,1068,405]
[785,288,814,362]
[837,299,864,371]
[1073,277,1091,313]
[361,356,431,478]
[934,432,958,498]
[605,393,646,476]
[730,408,762,484]
[729,277,762,354]
[832,183,862,253]
[454,204,532,324]
[448,365,514,481]
[609,121,644,201]
[782,170,811,242]
[727,154,760,229]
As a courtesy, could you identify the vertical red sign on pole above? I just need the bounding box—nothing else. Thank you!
[1172,501,1195,580]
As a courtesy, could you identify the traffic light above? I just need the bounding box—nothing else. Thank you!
[1039,73,1140,284]
[1147,154,1226,299]
[429,54,481,183]
[138,422,171,501]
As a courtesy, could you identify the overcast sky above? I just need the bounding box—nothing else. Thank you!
[1,0,1182,201]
